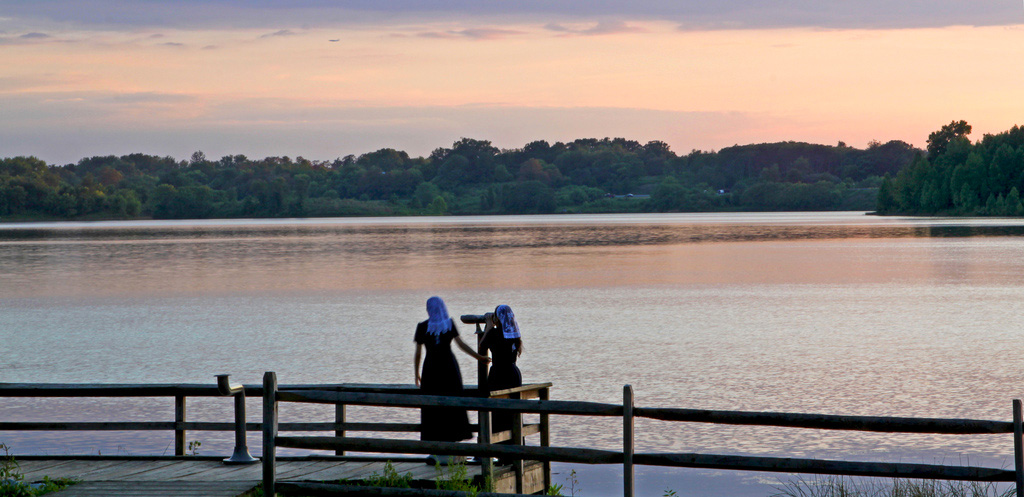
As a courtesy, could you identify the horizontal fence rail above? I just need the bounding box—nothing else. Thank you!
[0,383,226,397]
[631,453,1015,482]
[271,436,1018,482]
[0,421,430,432]
[277,389,614,415]
[277,437,621,465]
[635,407,1016,434]
[0,382,503,397]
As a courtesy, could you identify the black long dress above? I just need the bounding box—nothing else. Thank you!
[481,326,523,434]
[415,320,473,442]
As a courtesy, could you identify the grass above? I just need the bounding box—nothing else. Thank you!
[246,459,484,496]
[364,461,413,488]
[222,464,1024,497]
[0,444,77,497]
[772,475,1015,497]
[435,461,480,496]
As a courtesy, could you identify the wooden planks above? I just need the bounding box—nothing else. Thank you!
[18,458,526,497]
[17,458,496,485]
[48,481,255,497]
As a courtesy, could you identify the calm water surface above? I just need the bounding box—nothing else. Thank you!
[3,212,1024,496]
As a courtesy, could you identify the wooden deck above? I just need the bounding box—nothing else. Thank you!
[16,457,519,496]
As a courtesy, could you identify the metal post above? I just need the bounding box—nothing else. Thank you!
[174,395,186,457]
[623,385,634,497]
[216,374,258,465]
[476,321,487,390]
[263,372,278,497]
[1014,399,1023,497]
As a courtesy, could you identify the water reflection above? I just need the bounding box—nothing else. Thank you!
[6,217,1024,247]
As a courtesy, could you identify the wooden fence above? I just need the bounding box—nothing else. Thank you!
[3,379,1023,497]
[0,379,551,470]
[0,380,517,461]
[0,382,241,457]
[261,371,1024,497]
[261,373,553,495]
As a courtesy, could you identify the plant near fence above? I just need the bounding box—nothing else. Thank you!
[364,461,413,489]
[772,475,1016,497]
[0,444,76,497]
[435,461,481,496]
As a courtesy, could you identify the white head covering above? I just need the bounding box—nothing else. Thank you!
[495,304,520,340]
[426,296,453,337]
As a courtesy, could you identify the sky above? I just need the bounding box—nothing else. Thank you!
[1,1,1023,165]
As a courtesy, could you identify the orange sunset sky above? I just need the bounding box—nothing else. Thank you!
[2,1,1023,164]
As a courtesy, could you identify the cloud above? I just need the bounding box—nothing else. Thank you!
[260,29,298,38]
[0,75,61,92]
[585,20,646,35]
[457,28,523,39]
[2,90,197,119]
[415,31,458,39]
[159,41,184,47]
[0,90,771,164]
[102,92,195,104]
[0,1,1020,30]
[545,20,646,36]
[543,23,572,33]
[0,31,55,45]
[416,27,523,40]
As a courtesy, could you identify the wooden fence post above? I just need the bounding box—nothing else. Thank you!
[1014,399,1022,497]
[476,321,493,489]
[513,393,524,494]
[335,403,346,457]
[479,407,493,489]
[540,386,551,492]
[174,395,186,456]
[263,372,278,497]
[623,384,634,497]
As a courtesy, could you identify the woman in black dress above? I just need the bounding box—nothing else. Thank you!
[481,304,524,435]
[414,296,490,448]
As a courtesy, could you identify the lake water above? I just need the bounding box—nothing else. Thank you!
[3,212,1024,496]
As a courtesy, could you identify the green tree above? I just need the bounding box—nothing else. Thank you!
[956,184,979,214]
[876,176,897,213]
[1008,187,1024,216]
[927,120,971,159]
[501,181,556,214]
[427,196,448,215]
[413,182,441,208]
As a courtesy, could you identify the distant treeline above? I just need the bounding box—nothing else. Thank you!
[0,137,918,220]
[877,121,1024,216]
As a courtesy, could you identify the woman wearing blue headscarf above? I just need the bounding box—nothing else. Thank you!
[481,304,524,435]
[414,296,490,447]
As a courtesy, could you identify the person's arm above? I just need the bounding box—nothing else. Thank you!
[454,335,490,363]
[479,312,495,342]
[414,343,423,387]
